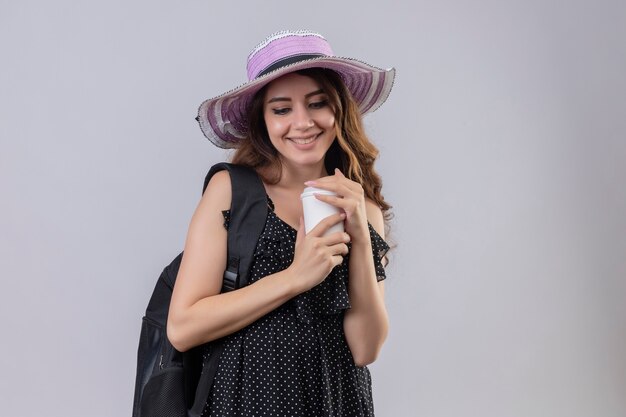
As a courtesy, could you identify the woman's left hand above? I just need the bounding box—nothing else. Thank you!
[305,169,370,244]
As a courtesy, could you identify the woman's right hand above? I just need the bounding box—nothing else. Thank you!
[289,212,351,293]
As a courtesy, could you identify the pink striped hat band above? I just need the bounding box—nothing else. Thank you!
[197,31,395,149]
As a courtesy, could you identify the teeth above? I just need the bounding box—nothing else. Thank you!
[290,136,316,145]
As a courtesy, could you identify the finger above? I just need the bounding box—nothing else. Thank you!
[328,242,349,256]
[315,193,359,221]
[312,170,350,186]
[331,254,344,268]
[314,181,356,198]
[320,231,350,246]
[314,192,347,210]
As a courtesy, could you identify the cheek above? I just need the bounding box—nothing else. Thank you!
[323,114,336,129]
[265,117,288,137]
[265,119,284,132]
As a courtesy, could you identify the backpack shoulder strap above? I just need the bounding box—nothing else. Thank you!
[203,162,268,291]
[188,163,267,417]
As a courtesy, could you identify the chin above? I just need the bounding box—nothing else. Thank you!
[280,152,326,168]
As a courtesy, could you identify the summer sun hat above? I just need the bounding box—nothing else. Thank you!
[196,30,396,149]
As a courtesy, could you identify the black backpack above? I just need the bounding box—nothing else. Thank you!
[132,163,268,417]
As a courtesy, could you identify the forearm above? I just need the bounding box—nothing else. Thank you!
[168,269,299,352]
[343,240,389,367]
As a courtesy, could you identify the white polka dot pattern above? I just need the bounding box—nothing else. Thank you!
[201,198,389,416]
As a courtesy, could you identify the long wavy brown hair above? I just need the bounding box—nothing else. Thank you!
[231,68,392,226]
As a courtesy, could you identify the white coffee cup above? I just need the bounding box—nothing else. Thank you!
[300,186,345,236]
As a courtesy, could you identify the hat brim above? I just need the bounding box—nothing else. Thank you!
[197,56,395,149]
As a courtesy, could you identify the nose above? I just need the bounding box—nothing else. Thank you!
[292,104,314,131]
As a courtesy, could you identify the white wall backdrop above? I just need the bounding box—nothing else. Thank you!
[1,1,625,416]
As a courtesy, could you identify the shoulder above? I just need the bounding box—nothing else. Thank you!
[201,169,232,209]
[364,198,385,240]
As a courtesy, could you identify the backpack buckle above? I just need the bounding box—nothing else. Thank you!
[222,257,239,292]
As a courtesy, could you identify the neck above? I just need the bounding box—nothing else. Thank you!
[277,159,328,190]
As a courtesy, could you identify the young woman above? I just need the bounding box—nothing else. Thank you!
[167,30,395,417]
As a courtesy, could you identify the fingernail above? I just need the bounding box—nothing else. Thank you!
[304,180,316,186]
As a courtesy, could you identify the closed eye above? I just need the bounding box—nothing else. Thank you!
[309,100,329,109]
[272,107,291,115]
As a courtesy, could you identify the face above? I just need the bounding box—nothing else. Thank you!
[263,72,336,169]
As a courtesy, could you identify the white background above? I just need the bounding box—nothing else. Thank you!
[1,1,625,416]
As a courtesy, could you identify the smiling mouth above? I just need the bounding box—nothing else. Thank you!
[288,133,320,145]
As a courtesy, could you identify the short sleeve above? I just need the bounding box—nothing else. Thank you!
[368,223,390,281]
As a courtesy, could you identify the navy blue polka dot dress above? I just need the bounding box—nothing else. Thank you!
[201,197,389,417]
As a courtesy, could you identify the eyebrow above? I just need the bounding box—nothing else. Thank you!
[267,89,325,104]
